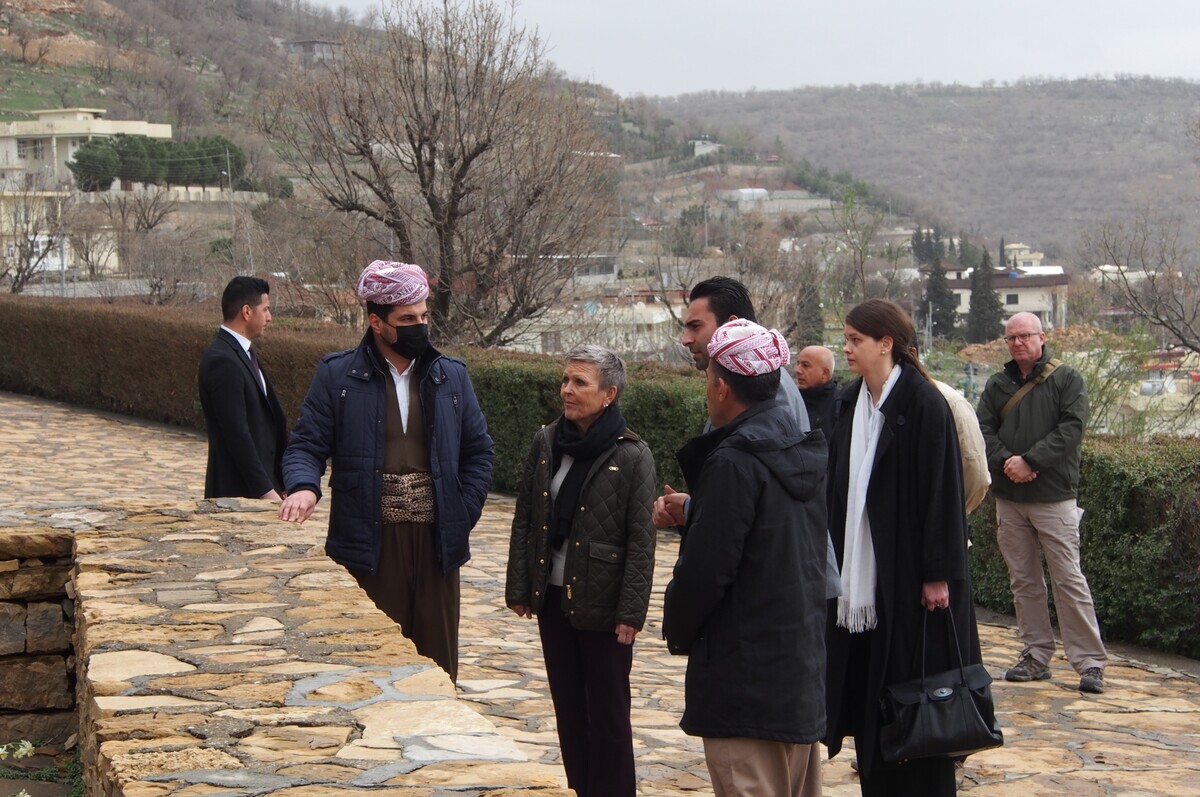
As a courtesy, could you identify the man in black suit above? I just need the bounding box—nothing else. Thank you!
[198,276,287,499]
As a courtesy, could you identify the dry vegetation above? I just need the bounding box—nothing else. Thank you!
[665,79,1200,257]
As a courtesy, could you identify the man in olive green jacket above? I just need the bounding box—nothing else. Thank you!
[977,312,1108,694]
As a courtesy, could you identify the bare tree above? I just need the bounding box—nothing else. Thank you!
[0,178,72,294]
[102,189,178,236]
[259,0,615,346]
[65,203,120,279]
[99,189,178,279]
[1082,210,1199,353]
[255,199,383,325]
[14,17,52,67]
[826,189,884,302]
[131,226,209,305]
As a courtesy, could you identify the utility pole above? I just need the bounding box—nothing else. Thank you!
[225,148,236,268]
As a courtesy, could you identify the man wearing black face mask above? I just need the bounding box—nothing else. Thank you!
[281,260,495,682]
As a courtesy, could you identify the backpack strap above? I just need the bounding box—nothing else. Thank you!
[999,358,1060,423]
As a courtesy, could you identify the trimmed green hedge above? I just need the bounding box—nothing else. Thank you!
[0,295,702,492]
[970,436,1200,658]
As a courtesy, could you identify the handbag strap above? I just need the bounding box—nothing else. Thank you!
[919,605,969,690]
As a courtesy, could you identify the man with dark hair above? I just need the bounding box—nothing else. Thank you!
[280,260,495,683]
[198,276,287,499]
[664,319,828,797]
[655,275,810,525]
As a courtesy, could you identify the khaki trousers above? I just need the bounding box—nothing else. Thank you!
[995,498,1107,674]
[703,737,821,797]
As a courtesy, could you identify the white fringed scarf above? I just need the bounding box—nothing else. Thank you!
[837,364,901,632]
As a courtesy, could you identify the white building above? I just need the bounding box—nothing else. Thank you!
[946,264,1069,329]
[0,109,172,187]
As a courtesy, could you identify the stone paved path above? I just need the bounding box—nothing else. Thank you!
[3,391,1199,796]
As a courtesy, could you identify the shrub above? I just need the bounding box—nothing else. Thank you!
[970,435,1200,658]
[0,296,703,492]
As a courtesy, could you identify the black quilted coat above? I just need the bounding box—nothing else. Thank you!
[505,419,657,632]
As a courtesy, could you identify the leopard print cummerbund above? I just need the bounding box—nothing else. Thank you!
[380,471,436,524]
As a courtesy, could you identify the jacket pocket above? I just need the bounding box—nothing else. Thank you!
[589,541,626,564]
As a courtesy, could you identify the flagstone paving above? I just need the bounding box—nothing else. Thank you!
[2,390,1199,795]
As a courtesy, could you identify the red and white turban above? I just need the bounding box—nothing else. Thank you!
[708,319,790,376]
[355,260,429,307]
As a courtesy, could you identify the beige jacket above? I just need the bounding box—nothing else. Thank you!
[934,379,991,514]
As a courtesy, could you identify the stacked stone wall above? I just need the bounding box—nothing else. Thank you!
[0,528,78,746]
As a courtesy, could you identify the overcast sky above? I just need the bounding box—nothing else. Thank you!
[323,0,1200,96]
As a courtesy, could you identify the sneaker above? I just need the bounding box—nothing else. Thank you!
[1079,667,1105,694]
[1004,653,1051,682]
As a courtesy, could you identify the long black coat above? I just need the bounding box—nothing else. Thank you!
[198,329,287,498]
[825,363,981,775]
[664,401,828,743]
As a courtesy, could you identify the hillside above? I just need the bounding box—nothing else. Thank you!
[663,79,1200,258]
[4,2,1199,264]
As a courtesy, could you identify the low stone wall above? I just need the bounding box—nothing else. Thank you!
[0,527,78,746]
[60,496,569,797]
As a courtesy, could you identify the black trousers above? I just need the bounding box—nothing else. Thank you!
[845,630,957,797]
[537,585,636,797]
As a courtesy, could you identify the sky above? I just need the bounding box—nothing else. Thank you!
[322,0,1200,97]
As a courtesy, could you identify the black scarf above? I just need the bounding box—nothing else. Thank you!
[550,404,626,551]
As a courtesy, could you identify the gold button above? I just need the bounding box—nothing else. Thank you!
[579,506,586,512]
[539,559,545,565]
[575,541,581,547]
[535,590,541,597]
[543,491,549,497]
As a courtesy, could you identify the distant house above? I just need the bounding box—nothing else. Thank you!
[691,139,722,158]
[718,187,831,215]
[945,263,1069,329]
[1003,242,1045,269]
[285,39,344,68]
[0,109,172,188]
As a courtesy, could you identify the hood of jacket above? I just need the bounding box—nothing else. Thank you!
[679,399,824,503]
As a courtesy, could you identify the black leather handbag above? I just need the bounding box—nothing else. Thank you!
[878,607,1004,763]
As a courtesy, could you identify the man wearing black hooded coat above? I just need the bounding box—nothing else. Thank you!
[663,320,828,796]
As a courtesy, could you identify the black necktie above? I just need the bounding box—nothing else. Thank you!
[248,346,266,395]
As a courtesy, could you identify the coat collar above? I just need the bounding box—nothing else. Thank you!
[347,330,447,385]
[836,363,925,468]
[1003,344,1053,386]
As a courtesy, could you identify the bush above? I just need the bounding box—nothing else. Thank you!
[0,296,703,493]
[970,435,1200,658]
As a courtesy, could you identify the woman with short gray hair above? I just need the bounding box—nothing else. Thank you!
[505,345,656,797]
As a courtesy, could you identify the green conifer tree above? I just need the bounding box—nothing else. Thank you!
[967,250,1006,343]
[920,258,959,340]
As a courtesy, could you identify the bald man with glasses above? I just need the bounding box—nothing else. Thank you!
[976,312,1107,694]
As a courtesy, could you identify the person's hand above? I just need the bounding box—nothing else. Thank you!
[259,489,282,501]
[1003,455,1038,483]
[653,484,688,529]
[615,623,640,645]
[279,489,318,523]
[510,604,533,619]
[921,581,950,611]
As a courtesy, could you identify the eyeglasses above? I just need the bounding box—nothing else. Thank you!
[1003,332,1041,345]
